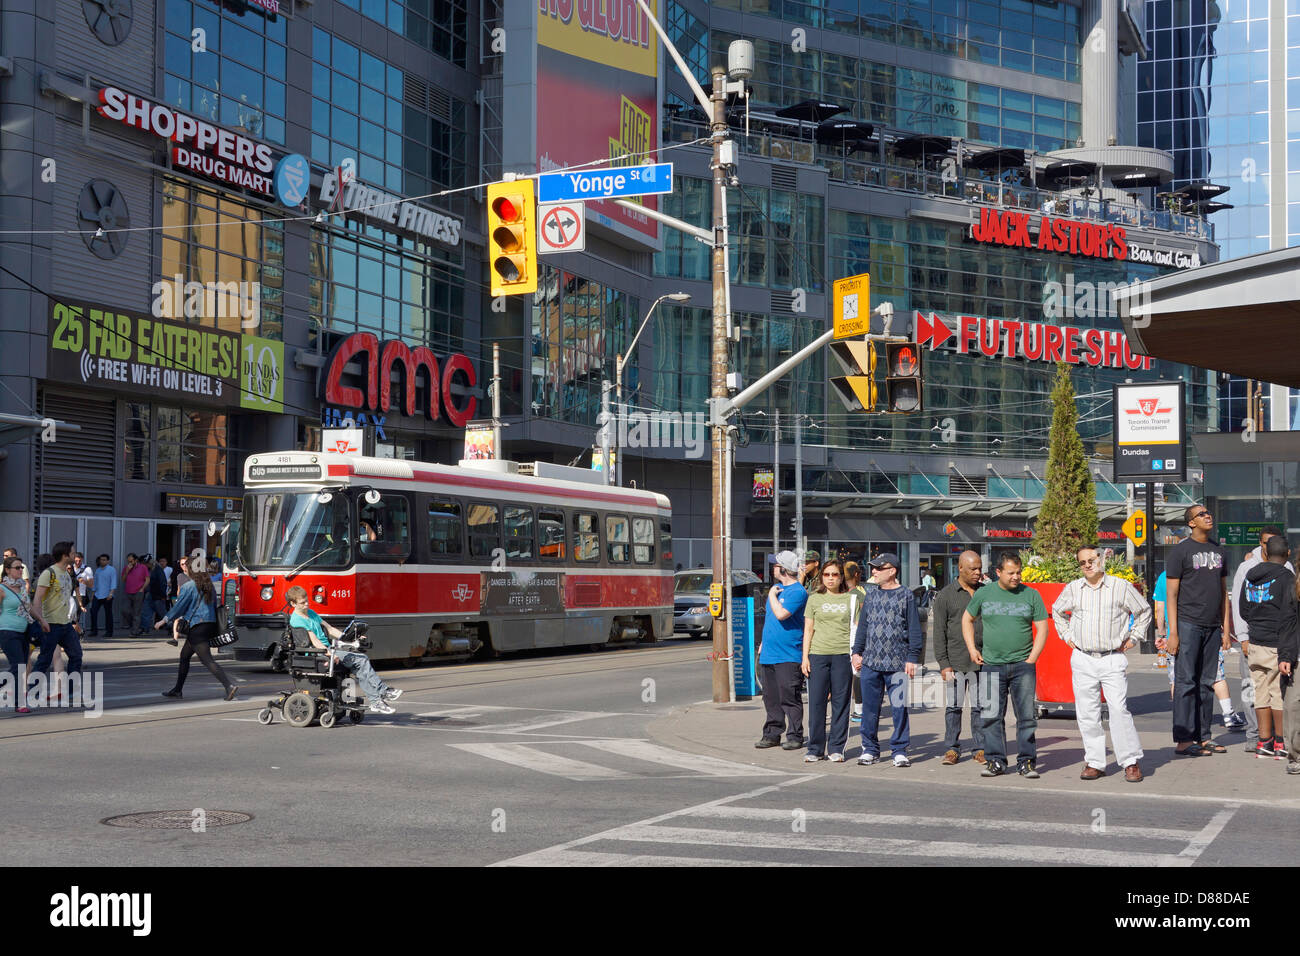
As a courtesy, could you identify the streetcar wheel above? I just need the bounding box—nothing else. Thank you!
[257,708,274,725]
[283,690,316,728]
[319,710,337,729]
[350,710,365,724]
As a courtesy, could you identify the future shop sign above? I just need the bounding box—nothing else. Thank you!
[914,311,1152,371]
[97,86,304,204]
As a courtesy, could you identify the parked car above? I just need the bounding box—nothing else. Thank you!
[673,569,767,638]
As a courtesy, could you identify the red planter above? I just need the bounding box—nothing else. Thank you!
[1026,582,1074,705]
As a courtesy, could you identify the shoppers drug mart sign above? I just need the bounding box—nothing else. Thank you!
[47,297,283,413]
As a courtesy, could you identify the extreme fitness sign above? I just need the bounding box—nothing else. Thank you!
[914,311,1153,370]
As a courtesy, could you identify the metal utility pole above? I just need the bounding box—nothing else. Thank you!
[708,64,731,704]
[794,414,803,554]
[772,409,780,568]
[492,342,502,458]
[599,382,612,480]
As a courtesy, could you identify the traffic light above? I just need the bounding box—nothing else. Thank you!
[828,339,878,411]
[487,179,537,296]
[884,341,923,413]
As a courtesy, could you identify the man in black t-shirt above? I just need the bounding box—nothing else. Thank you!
[1166,503,1231,756]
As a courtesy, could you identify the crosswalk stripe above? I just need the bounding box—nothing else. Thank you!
[474,712,608,734]
[415,705,502,719]
[576,739,788,777]
[1178,803,1241,861]
[686,806,1197,841]
[496,848,805,867]
[449,742,632,780]
[608,825,1191,867]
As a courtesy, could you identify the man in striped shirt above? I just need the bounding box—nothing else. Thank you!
[1051,545,1152,783]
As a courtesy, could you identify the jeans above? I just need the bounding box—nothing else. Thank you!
[339,651,388,704]
[123,591,145,633]
[806,654,852,756]
[0,629,25,705]
[980,660,1037,767]
[1173,622,1221,744]
[943,671,986,752]
[31,622,82,679]
[141,596,170,633]
[760,661,804,742]
[89,596,114,635]
[859,668,910,757]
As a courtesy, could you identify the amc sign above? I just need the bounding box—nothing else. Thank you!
[322,333,478,428]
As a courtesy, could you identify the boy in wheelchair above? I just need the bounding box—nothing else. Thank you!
[286,586,401,715]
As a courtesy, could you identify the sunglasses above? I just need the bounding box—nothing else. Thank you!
[1190,511,1210,520]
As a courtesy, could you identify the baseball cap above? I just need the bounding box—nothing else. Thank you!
[803,550,821,563]
[771,550,800,574]
[868,552,900,569]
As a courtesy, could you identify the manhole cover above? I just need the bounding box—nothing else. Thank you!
[101,810,253,829]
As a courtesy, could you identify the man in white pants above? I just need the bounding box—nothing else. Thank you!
[1052,545,1152,783]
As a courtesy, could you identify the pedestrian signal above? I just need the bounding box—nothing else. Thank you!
[884,341,923,413]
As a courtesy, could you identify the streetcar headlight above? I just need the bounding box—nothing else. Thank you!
[261,586,273,601]
[313,585,326,604]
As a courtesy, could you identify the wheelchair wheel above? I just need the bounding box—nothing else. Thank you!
[349,710,365,724]
[319,710,337,729]
[284,690,316,728]
[257,708,274,725]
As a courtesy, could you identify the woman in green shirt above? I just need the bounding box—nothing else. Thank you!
[801,559,854,762]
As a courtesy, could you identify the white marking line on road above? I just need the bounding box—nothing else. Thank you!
[449,742,633,780]
[402,700,645,717]
[107,699,239,716]
[1177,802,1241,862]
[219,718,263,723]
[607,825,1191,867]
[491,774,819,866]
[414,705,504,719]
[473,711,611,734]
[686,806,1197,841]
[576,739,787,777]
[503,849,807,867]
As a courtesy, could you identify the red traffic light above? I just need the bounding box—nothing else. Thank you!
[890,345,919,376]
[492,195,522,222]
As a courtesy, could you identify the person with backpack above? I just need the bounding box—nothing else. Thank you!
[154,556,237,701]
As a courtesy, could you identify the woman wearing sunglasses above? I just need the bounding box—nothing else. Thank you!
[801,559,854,762]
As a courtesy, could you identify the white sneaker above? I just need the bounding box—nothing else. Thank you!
[851,704,863,717]
[383,687,403,701]
[857,753,877,766]
[893,753,911,768]
[828,753,845,763]
[367,699,396,715]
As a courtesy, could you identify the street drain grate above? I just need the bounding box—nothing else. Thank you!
[101,810,254,829]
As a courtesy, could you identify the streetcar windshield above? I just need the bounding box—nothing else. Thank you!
[240,491,352,571]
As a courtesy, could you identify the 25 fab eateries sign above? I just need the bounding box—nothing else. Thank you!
[47,298,284,412]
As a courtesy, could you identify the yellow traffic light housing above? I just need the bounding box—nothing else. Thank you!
[828,339,878,412]
[884,341,923,413]
[487,179,537,296]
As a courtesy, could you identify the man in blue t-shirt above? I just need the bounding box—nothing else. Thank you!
[756,550,809,750]
[286,586,400,715]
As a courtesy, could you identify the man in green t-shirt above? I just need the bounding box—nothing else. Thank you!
[962,551,1048,779]
[30,541,84,688]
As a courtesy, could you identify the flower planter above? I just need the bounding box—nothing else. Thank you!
[1025,582,1074,708]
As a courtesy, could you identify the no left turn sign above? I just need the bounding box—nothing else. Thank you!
[538,201,585,254]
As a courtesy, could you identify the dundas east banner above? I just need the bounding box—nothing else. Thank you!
[47,297,284,413]
[536,0,660,244]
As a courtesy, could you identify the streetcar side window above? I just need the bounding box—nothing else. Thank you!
[660,518,672,568]
[606,514,630,564]
[427,498,463,558]
[468,502,500,558]
[538,510,566,561]
[632,517,655,564]
[573,512,599,563]
[505,506,535,561]
[358,494,411,562]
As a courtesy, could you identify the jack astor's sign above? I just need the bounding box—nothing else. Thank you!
[914,311,1152,370]
[969,207,1130,260]
[322,332,478,428]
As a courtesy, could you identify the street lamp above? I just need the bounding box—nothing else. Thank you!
[614,291,690,486]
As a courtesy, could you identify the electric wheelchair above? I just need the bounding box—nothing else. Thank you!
[257,618,372,729]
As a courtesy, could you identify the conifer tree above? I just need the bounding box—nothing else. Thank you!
[1035,362,1098,554]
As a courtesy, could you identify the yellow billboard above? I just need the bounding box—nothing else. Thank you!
[538,0,658,78]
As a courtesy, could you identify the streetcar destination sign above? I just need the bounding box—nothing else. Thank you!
[538,163,672,202]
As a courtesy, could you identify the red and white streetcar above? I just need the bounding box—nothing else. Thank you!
[231,451,674,665]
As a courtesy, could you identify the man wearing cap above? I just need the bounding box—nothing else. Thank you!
[756,550,810,751]
[851,553,923,767]
[801,551,821,590]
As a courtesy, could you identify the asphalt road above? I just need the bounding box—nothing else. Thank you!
[0,641,1292,868]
